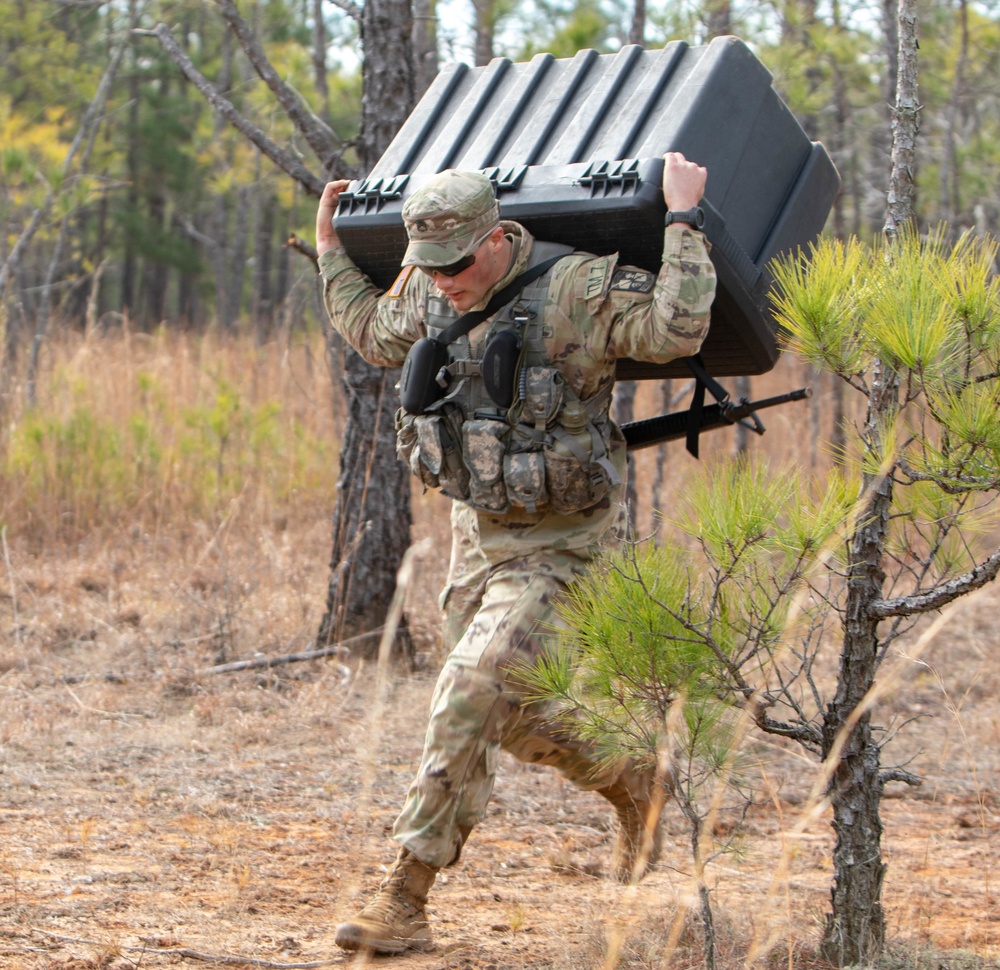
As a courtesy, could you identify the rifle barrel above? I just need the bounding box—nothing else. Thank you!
[622,387,812,452]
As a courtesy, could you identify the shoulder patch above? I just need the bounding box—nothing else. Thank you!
[610,268,656,294]
[387,265,416,298]
[584,257,614,300]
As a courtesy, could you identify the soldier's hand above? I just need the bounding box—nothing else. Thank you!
[316,180,352,257]
[661,152,707,214]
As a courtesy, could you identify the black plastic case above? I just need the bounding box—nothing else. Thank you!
[334,37,840,379]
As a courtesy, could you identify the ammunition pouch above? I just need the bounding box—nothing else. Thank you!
[396,404,470,500]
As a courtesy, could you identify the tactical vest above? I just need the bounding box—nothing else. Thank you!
[395,242,620,515]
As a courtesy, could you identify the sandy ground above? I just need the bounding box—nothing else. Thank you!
[0,515,998,970]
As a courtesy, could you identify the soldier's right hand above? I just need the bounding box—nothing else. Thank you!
[316,180,352,257]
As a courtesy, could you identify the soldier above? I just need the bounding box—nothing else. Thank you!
[314,153,716,955]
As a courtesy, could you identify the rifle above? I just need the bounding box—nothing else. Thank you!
[621,386,812,452]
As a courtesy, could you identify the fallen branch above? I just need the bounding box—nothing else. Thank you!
[202,629,382,675]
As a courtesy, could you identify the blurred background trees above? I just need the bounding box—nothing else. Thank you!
[2,0,998,343]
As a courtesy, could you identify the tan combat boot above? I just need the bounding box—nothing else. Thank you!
[599,774,663,884]
[335,847,439,954]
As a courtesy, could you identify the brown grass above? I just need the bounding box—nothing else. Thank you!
[0,331,996,969]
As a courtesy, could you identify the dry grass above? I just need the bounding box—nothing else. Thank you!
[0,331,997,969]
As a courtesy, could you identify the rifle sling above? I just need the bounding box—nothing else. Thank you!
[685,354,731,459]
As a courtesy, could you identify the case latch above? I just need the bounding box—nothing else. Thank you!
[337,174,411,214]
[577,159,641,196]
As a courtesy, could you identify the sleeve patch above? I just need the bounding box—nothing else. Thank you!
[610,268,656,294]
[584,258,613,299]
[387,265,416,298]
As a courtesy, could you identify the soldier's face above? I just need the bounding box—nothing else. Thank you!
[427,228,508,313]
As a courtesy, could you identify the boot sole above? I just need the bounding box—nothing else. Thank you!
[335,922,433,954]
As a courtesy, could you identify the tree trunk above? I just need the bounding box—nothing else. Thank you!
[939,0,967,234]
[820,448,892,964]
[472,0,495,66]
[821,3,918,960]
[885,0,920,236]
[359,0,415,167]
[317,357,413,656]
[312,0,331,123]
[122,42,140,318]
[412,0,438,99]
[705,0,732,40]
[629,0,646,47]
[317,0,417,661]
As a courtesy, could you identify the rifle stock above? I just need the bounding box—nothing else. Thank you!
[622,387,812,452]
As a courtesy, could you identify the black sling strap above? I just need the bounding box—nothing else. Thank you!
[434,253,568,347]
[685,354,731,459]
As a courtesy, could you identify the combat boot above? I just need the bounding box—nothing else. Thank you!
[599,773,663,884]
[335,847,439,954]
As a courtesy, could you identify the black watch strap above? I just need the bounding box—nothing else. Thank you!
[664,206,705,229]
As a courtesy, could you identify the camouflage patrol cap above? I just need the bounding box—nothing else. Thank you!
[401,170,501,268]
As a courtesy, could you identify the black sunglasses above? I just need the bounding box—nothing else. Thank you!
[417,225,499,279]
[419,252,477,279]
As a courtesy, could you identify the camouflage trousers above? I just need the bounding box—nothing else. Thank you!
[392,501,648,869]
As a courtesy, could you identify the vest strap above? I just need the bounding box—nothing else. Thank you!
[435,251,571,348]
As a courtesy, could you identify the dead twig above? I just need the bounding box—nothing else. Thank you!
[286,233,319,265]
[202,638,368,675]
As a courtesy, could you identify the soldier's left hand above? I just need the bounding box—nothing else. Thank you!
[661,152,707,212]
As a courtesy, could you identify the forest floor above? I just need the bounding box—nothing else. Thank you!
[0,501,998,970]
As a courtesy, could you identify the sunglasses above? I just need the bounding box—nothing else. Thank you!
[418,225,499,279]
[419,252,477,278]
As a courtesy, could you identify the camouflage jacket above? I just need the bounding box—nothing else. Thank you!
[318,222,716,565]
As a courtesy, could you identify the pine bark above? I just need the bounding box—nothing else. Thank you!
[820,450,892,963]
[821,4,918,957]
[317,0,416,661]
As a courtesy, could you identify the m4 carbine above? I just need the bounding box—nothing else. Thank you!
[621,386,812,454]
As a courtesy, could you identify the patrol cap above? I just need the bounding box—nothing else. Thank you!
[401,170,501,268]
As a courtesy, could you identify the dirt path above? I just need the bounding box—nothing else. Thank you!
[1,530,998,969]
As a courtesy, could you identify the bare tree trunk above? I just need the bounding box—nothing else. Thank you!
[122,29,140,317]
[148,0,418,660]
[704,0,732,39]
[939,0,967,234]
[317,0,417,661]
[26,25,128,403]
[819,384,894,964]
[629,0,646,47]
[312,0,331,122]
[829,0,849,240]
[471,0,495,66]
[318,359,413,656]
[358,0,415,165]
[224,188,250,331]
[413,0,439,98]
[885,0,920,237]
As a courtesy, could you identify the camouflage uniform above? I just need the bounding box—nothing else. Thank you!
[319,171,715,870]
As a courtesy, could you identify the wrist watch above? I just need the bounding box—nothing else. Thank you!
[664,207,705,230]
